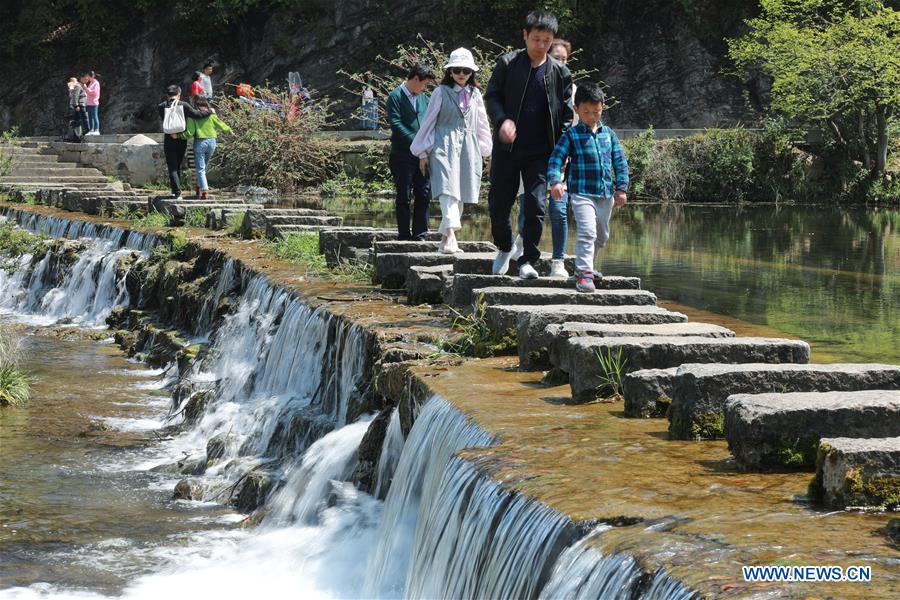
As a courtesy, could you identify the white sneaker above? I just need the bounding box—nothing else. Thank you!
[510,234,524,261]
[492,250,512,275]
[518,263,539,280]
[549,259,569,279]
[174,195,184,201]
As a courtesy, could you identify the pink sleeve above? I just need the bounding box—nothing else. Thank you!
[409,90,443,159]
[474,90,492,158]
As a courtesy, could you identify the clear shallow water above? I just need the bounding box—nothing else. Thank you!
[296,196,899,363]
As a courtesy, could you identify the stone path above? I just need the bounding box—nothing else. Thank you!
[2,135,898,509]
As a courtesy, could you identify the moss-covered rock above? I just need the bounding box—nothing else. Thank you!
[232,470,275,513]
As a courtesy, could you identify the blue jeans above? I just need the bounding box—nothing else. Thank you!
[193,137,217,192]
[360,100,378,130]
[86,105,99,132]
[517,192,568,260]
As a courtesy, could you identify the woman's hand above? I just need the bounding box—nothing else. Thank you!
[419,157,428,177]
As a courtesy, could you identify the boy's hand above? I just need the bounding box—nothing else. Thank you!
[614,190,627,207]
[499,119,517,144]
[550,183,566,200]
[419,157,428,176]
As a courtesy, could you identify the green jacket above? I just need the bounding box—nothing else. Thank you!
[386,85,428,157]
[183,114,232,139]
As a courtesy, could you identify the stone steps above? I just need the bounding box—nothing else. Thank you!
[663,363,900,439]
[486,304,689,340]
[10,155,63,164]
[475,286,657,308]
[263,214,344,226]
[556,336,811,404]
[237,208,332,238]
[811,436,900,509]
[724,390,900,470]
[268,223,341,239]
[521,321,735,371]
[446,273,642,307]
[6,167,102,177]
[407,265,452,305]
[0,176,110,184]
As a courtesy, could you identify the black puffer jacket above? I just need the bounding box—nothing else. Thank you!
[484,49,573,152]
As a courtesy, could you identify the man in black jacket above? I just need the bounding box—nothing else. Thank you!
[157,85,213,200]
[485,10,573,277]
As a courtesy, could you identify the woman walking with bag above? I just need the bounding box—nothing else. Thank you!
[184,97,231,200]
[410,48,492,254]
[158,84,213,200]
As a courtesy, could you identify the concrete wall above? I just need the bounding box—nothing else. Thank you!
[49,136,166,187]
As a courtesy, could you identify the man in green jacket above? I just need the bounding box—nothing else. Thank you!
[386,64,435,241]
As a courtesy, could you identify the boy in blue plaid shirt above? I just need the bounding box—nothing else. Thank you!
[547,83,629,292]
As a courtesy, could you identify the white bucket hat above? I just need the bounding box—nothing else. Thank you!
[444,48,479,72]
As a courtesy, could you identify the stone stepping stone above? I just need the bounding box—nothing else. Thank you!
[374,240,497,255]
[485,304,689,339]
[622,368,680,418]
[530,321,734,372]
[407,265,453,304]
[375,252,498,289]
[474,286,657,308]
[268,224,341,239]
[724,390,900,470]
[666,363,900,439]
[319,228,442,266]
[452,253,576,276]
[154,202,266,219]
[446,273,641,307]
[810,436,900,509]
[559,336,811,404]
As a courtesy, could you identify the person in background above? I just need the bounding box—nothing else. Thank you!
[385,63,435,241]
[67,77,87,139]
[547,83,628,293]
[157,84,213,200]
[184,96,232,200]
[81,71,101,135]
[190,71,204,98]
[199,62,214,101]
[485,10,573,279]
[411,48,492,254]
[360,73,378,130]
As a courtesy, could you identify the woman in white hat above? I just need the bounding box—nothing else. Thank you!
[410,47,492,254]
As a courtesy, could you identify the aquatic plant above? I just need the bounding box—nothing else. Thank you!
[594,346,627,400]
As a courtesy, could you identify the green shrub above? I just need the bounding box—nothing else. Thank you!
[150,229,188,262]
[225,211,245,237]
[0,221,46,259]
[213,86,342,193]
[669,128,755,202]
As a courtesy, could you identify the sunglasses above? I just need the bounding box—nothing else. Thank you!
[451,67,473,76]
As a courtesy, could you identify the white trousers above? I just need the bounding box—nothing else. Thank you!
[571,193,614,274]
[438,194,464,235]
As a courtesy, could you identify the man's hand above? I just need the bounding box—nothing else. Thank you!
[419,157,428,177]
[499,119,517,144]
[550,183,566,201]
[614,190,627,207]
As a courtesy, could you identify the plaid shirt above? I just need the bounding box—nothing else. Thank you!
[547,123,629,197]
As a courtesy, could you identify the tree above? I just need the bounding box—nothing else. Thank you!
[728,0,900,178]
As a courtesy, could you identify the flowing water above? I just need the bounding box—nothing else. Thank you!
[3,211,677,599]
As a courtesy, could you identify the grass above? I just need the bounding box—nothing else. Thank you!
[594,346,628,400]
[184,208,207,228]
[142,179,171,191]
[150,229,188,262]
[225,211,245,236]
[439,296,517,358]
[133,211,172,228]
[0,326,30,407]
[22,193,38,206]
[264,232,373,282]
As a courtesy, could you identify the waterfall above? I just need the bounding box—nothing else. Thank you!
[195,256,236,336]
[539,527,642,599]
[404,456,573,599]
[373,407,403,499]
[363,396,497,597]
[0,215,145,326]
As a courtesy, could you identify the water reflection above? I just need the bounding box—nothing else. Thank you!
[288,196,899,363]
